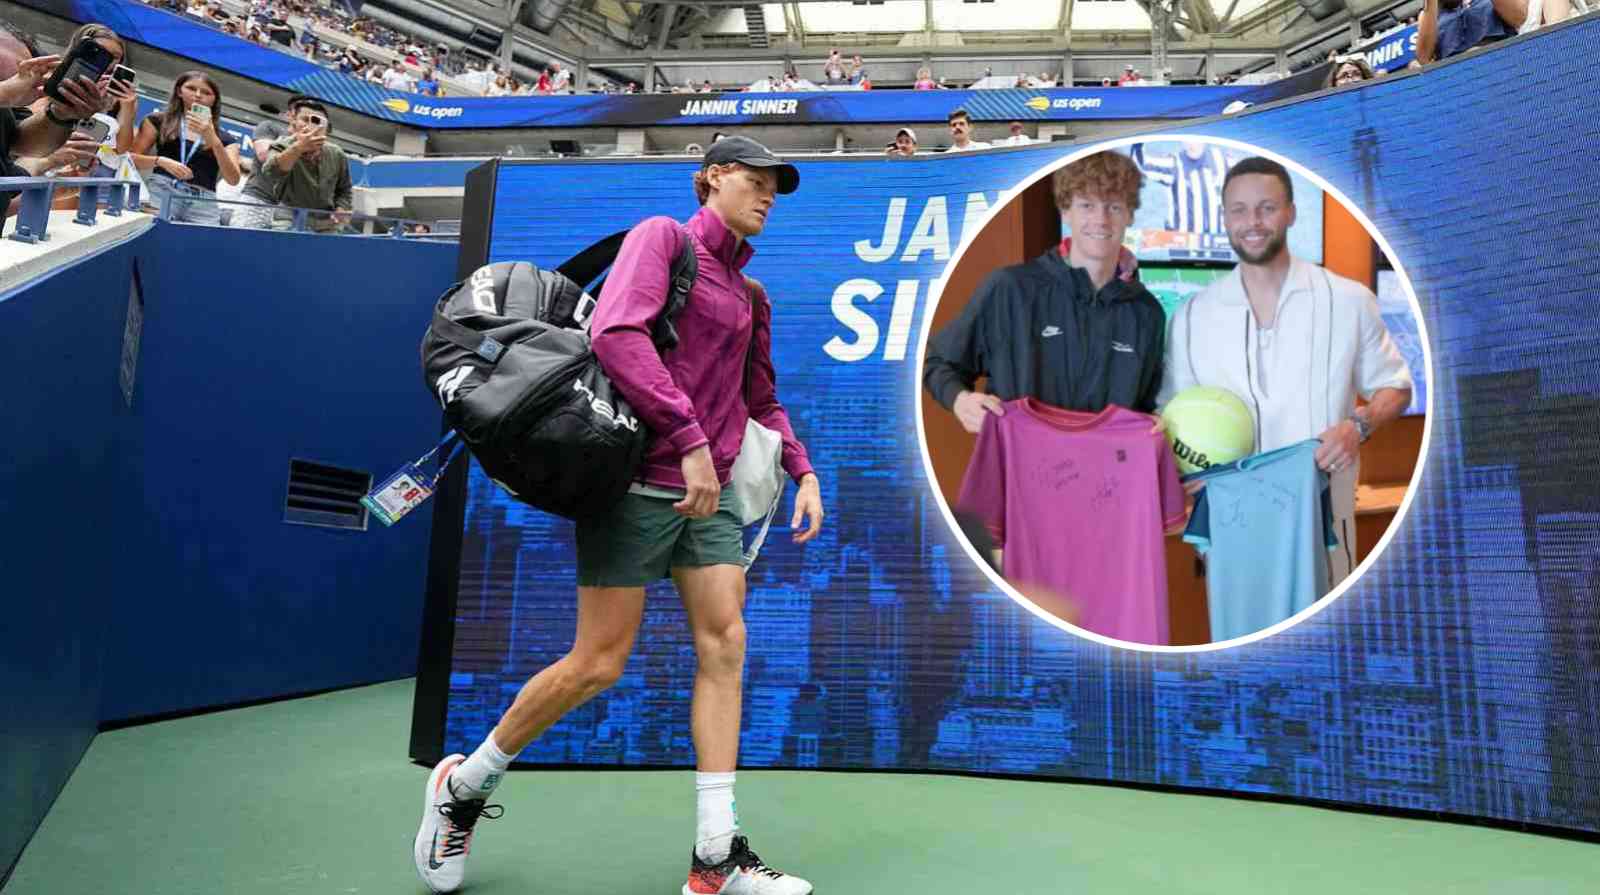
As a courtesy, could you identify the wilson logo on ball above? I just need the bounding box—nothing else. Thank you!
[1171,438,1211,469]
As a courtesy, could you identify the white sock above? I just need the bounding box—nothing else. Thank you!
[694,771,738,864]
[450,733,516,799]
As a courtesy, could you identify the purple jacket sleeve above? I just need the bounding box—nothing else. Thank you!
[590,217,708,457]
[745,278,815,483]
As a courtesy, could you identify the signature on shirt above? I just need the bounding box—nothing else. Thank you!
[1031,458,1080,492]
[1089,473,1121,512]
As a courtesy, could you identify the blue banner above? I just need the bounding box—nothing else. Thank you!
[33,0,1323,130]
[424,17,1600,834]
[1355,24,1419,72]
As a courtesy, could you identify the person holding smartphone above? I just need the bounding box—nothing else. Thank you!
[127,70,240,225]
[0,21,117,233]
[232,99,351,232]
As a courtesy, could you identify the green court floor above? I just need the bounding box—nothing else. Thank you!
[7,680,1594,894]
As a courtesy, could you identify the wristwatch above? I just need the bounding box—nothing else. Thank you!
[44,104,79,128]
[1348,412,1372,443]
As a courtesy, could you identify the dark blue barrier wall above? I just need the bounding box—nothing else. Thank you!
[97,223,456,722]
[2,221,456,876]
[0,235,144,880]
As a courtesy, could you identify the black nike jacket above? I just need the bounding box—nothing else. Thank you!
[923,249,1166,414]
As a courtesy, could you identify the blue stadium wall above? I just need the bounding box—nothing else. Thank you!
[0,221,456,877]
[423,18,1600,834]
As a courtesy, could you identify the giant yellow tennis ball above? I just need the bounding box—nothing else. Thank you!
[1161,386,1255,475]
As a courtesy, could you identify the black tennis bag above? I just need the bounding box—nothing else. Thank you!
[421,230,697,520]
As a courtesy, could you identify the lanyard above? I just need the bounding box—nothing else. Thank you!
[417,430,467,483]
[178,115,201,165]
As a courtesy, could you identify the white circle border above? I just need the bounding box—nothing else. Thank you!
[911,133,1436,654]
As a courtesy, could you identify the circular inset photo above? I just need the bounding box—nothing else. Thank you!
[916,135,1432,650]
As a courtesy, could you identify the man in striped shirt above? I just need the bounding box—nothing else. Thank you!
[1130,141,1235,235]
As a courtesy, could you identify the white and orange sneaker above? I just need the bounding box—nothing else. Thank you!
[682,836,812,895]
[412,754,504,893]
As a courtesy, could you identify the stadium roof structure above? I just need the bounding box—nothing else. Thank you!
[419,0,1420,83]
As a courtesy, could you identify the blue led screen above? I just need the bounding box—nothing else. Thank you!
[428,20,1600,833]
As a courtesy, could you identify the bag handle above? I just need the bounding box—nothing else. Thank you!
[558,227,698,351]
[738,275,785,568]
[742,484,783,569]
[430,308,506,364]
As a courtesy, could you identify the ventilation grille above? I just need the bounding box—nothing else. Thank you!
[284,459,372,530]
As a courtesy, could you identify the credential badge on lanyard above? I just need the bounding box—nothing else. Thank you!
[361,430,467,526]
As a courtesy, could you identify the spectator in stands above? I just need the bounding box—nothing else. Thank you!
[488,73,511,96]
[1326,56,1375,88]
[535,67,552,94]
[1417,0,1572,64]
[886,127,917,158]
[848,55,867,86]
[364,64,384,85]
[699,79,713,93]
[417,67,440,97]
[945,109,990,153]
[914,67,937,90]
[998,121,1031,146]
[823,49,847,86]
[298,26,319,60]
[551,62,572,93]
[1119,65,1143,86]
[213,155,251,226]
[250,96,306,160]
[233,99,351,232]
[265,12,294,47]
[382,62,413,92]
[128,70,241,225]
[246,24,266,45]
[0,19,112,230]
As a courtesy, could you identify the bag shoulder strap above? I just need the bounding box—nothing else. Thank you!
[655,227,698,350]
[740,275,766,403]
[552,225,698,351]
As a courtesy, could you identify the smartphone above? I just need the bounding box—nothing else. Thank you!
[44,39,117,104]
[189,104,212,121]
[77,116,112,144]
[112,64,136,86]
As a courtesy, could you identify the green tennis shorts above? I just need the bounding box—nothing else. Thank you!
[575,487,745,587]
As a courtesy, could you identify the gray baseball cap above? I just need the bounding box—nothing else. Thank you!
[702,136,799,194]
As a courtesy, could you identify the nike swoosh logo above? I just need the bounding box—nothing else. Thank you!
[428,832,444,871]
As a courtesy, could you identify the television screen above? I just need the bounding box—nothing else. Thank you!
[1376,269,1427,417]
[1063,141,1325,265]
[1138,264,1233,321]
